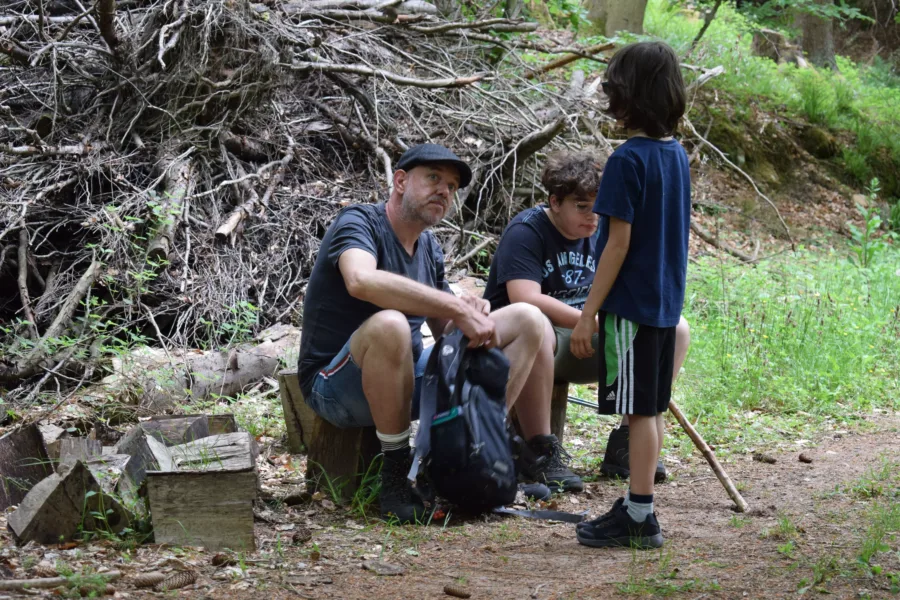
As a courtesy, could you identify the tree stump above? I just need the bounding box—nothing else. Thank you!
[141,415,210,446]
[550,381,569,443]
[278,369,380,502]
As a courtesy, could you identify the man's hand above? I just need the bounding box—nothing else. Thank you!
[452,298,498,349]
[570,313,598,359]
[459,294,490,316]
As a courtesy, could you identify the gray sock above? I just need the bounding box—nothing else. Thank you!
[625,491,653,523]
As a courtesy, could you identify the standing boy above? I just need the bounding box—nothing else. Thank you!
[570,41,691,549]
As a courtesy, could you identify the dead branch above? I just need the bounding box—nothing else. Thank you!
[290,60,487,88]
[215,143,294,241]
[685,119,794,247]
[0,571,121,591]
[222,132,271,163]
[32,260,103,353]
[0,142,108,157]
[691,221,758,263]
[0,37,32,65]
[410,18,537,34]
[687,65,725,92]
[147,154,195,263]
[524,42,614,79]
[17,229,39,339]
[95,0,118,50]
[500,116,568,178]
[449,236,495,268]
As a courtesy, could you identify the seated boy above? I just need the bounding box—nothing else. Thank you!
[483,150,690,483]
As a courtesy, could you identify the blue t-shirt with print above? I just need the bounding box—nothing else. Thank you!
[484,206,599,311]
[593,137,691,328]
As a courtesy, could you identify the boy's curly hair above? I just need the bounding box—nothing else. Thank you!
[603,41,686,138]
[541,150,607,203]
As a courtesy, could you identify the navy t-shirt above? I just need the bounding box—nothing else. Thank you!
[297,203,450,398]
[484,207,599,311]
[593,137,691,328]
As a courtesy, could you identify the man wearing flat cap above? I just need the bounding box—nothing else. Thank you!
[298,144,582,523]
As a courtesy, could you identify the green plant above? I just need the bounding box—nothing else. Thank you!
[848,178,895,268]
[350,455,383,520]
[796,70,836,126]
[729,515,751,528]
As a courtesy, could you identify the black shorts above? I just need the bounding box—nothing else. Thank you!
[597,312,676,417]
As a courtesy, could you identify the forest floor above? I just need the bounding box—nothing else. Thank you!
[2,411,898,599]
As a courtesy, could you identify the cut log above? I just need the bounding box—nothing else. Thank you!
[58,438,102,466]
[169,432,258,472]
[85,454,144,517]
[278,369,379,502]
[146,433,258,550]
[7,460,129,544]
[207,414,238,435]
[141,415,210,446]
[0,424,54,511]
[37,422,67,460]
[113,426,175,488]
[94,324,300,411]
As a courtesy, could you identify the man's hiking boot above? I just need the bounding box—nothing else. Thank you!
[575,497,664,549]
[520,482,552,502]
[380,449,427,524]
[515,434,584,493]
[599,426,667,483]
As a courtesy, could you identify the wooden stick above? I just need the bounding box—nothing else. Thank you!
[0,570,121,591]
[17,229,39,339]
[525,42,615,79]
[669,399,749,513]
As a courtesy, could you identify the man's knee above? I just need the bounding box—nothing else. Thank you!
[353,310,412,361]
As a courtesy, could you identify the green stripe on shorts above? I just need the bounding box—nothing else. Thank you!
[603,314,639,387]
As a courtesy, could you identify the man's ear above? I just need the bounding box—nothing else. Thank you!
[394,169,408,194]
[548,194,561,211]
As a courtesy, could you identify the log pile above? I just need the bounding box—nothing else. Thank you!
[4,413,257,550]
[0,0,616,401]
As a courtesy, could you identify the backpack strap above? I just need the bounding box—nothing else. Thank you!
[408,330,467,481]
[492,506,588,523]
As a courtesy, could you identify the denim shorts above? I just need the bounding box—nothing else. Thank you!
[306,338,433,428]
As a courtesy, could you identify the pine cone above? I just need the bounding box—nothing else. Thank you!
[443,585,471,599]
[31,562,58,578]
[154,570,198,591]
[292,526,312,545]
[131,572,167,588]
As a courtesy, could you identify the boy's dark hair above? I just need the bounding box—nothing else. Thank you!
[541,150,607,203]
[602,41,686,138]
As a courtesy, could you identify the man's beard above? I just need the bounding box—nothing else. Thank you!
[401,189,445,227]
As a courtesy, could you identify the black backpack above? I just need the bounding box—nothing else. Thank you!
[409,329,518,513]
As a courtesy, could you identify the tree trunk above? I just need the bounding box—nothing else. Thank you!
[604,0,647,36]
[582,0,608,36]
[802,0,837,69]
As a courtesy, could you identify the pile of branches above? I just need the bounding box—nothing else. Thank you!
[0,0,617,399]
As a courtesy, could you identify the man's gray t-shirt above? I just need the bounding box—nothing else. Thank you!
[297,202,450,398]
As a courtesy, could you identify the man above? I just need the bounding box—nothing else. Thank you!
[297,144,583,524]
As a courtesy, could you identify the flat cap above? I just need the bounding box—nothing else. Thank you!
[395,143,472,189]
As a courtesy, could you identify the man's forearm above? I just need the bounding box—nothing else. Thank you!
[580,245,628,319]
[349,269,464,320]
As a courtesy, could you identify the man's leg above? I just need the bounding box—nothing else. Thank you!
[348,310,424,523]
[493,306,584,493]
[488,302,545,406]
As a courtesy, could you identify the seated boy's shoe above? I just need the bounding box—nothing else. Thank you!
[576,497,625,531]
[380,449,427,524]
[599,427,668,483]
[576,500,664,549]
[520,482,552,501]
[516,434,584,493]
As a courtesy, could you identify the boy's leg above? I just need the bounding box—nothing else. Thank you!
[576,314,673,549]
[601,316,689,483]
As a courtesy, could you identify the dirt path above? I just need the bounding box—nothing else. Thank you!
[2,416,898,599]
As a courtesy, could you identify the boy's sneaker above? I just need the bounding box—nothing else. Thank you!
[576,497,625,531]
[515,434,584,493]
[575,499,664,549]
[599,426,667,483]
[380,449,427,524]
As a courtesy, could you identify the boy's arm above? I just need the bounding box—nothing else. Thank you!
[507,279,583,329]
[570,217,632,359]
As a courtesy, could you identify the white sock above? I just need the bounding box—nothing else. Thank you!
[376,428,410,453]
